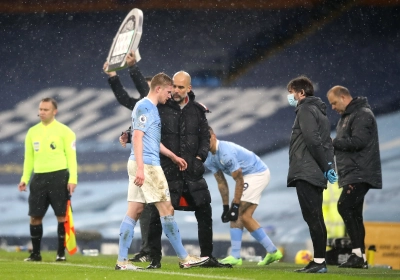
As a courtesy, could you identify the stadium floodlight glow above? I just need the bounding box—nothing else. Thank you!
[106,8,143,72]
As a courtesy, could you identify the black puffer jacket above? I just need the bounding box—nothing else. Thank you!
[158,94,211,208]
[333,97,382,189]
[287,96,334,188]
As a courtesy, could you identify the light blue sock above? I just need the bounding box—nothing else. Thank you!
[118,215,136,261]
[230,228,243,259]
[161,215,188,260]
[250,227,277,253]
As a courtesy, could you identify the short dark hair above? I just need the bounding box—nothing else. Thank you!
[150,73,172,90]
[287,76,314,96]
[327,85,351,97]
[41,97,58,109]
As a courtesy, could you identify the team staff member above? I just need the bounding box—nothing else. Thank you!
[286,76,337,273]
[18,97,77,262]
[327,86,382,269]
[103,55,153,263]
[205,126,283,266]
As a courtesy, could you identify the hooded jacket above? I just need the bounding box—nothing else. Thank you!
[287,96,334,188]
[333,97,382,189]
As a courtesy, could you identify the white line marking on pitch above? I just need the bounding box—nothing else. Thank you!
[36,262,254,280]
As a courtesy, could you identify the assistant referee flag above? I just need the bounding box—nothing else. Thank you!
[64,199,77,255]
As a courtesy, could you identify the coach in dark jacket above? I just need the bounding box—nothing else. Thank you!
[286,76,337,274]
[327,86,382,269]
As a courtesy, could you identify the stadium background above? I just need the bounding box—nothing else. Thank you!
[1,0,399,265]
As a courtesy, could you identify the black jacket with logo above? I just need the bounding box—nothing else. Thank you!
[333,97,382,189]
[287,96,334,188]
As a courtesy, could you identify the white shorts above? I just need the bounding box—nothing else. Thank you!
[127,160,170,204]
[242,168,270,204]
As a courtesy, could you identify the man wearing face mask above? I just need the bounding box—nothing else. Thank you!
[286,76,338,273]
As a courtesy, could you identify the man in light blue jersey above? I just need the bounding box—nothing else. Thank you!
[115,73,209,270]
[204,126,283,266]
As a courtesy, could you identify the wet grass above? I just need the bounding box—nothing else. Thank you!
[0,250,398,280]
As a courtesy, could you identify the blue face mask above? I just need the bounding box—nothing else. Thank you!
[287,94,298,107]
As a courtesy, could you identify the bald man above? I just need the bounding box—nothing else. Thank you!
[113,57,230,268]
[327,86,382,269]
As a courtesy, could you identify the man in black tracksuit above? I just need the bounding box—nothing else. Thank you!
[286,76,337,273]
[106,54,229,268]
[327,86,382,269]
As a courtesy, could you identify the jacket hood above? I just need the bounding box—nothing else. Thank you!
[344,96,370,115]
[296,96,327,115]
[188,90,195,101]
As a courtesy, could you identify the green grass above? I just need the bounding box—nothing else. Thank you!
[0,250,398,280]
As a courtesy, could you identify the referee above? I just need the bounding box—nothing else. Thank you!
[18,97,78,262]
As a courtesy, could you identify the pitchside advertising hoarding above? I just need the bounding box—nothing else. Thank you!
[0,86,293,184]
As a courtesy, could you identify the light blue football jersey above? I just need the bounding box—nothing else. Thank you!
[205,140,267,176]
[129,98,161,166]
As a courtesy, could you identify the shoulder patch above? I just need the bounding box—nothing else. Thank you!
[139,115,147,123]
[71,140,76,150]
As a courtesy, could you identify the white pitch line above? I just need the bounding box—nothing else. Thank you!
[32,262,254,280]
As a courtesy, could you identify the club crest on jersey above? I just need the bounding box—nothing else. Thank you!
[139,115,147,123]
[33,142,40,151]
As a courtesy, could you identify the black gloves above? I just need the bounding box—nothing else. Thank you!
[221,205,230,223]
[228,203,240,222]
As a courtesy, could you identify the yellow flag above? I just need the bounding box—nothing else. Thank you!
[64,199,77,255]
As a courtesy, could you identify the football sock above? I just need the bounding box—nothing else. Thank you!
[314,258,325,264]
[160,215,187,260]
[363,253,366,262]
[117,215,136,262]
[57,222,65,256]
[230,228,243,259]
[250,227,277,253]
[30,224,43,255]
[352,248,362,258]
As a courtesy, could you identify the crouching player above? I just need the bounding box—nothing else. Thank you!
[205,126,282,266]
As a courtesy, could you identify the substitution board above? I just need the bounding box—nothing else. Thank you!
[106,8,143,72]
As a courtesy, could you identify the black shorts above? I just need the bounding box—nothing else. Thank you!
[28,169,69,217]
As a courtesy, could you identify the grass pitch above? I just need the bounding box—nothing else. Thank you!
[0,250,398,280]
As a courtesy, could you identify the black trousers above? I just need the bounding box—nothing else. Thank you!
[138,203,152,254]
[147,202,213,262]
[337,183,370,252]
[295,180,327,259]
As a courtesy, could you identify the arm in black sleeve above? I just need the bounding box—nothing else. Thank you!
[298,107,330,172]
[196,105,210,162]
[333,111,374,152]
[128,64,150,98]
[108,75,137,111]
